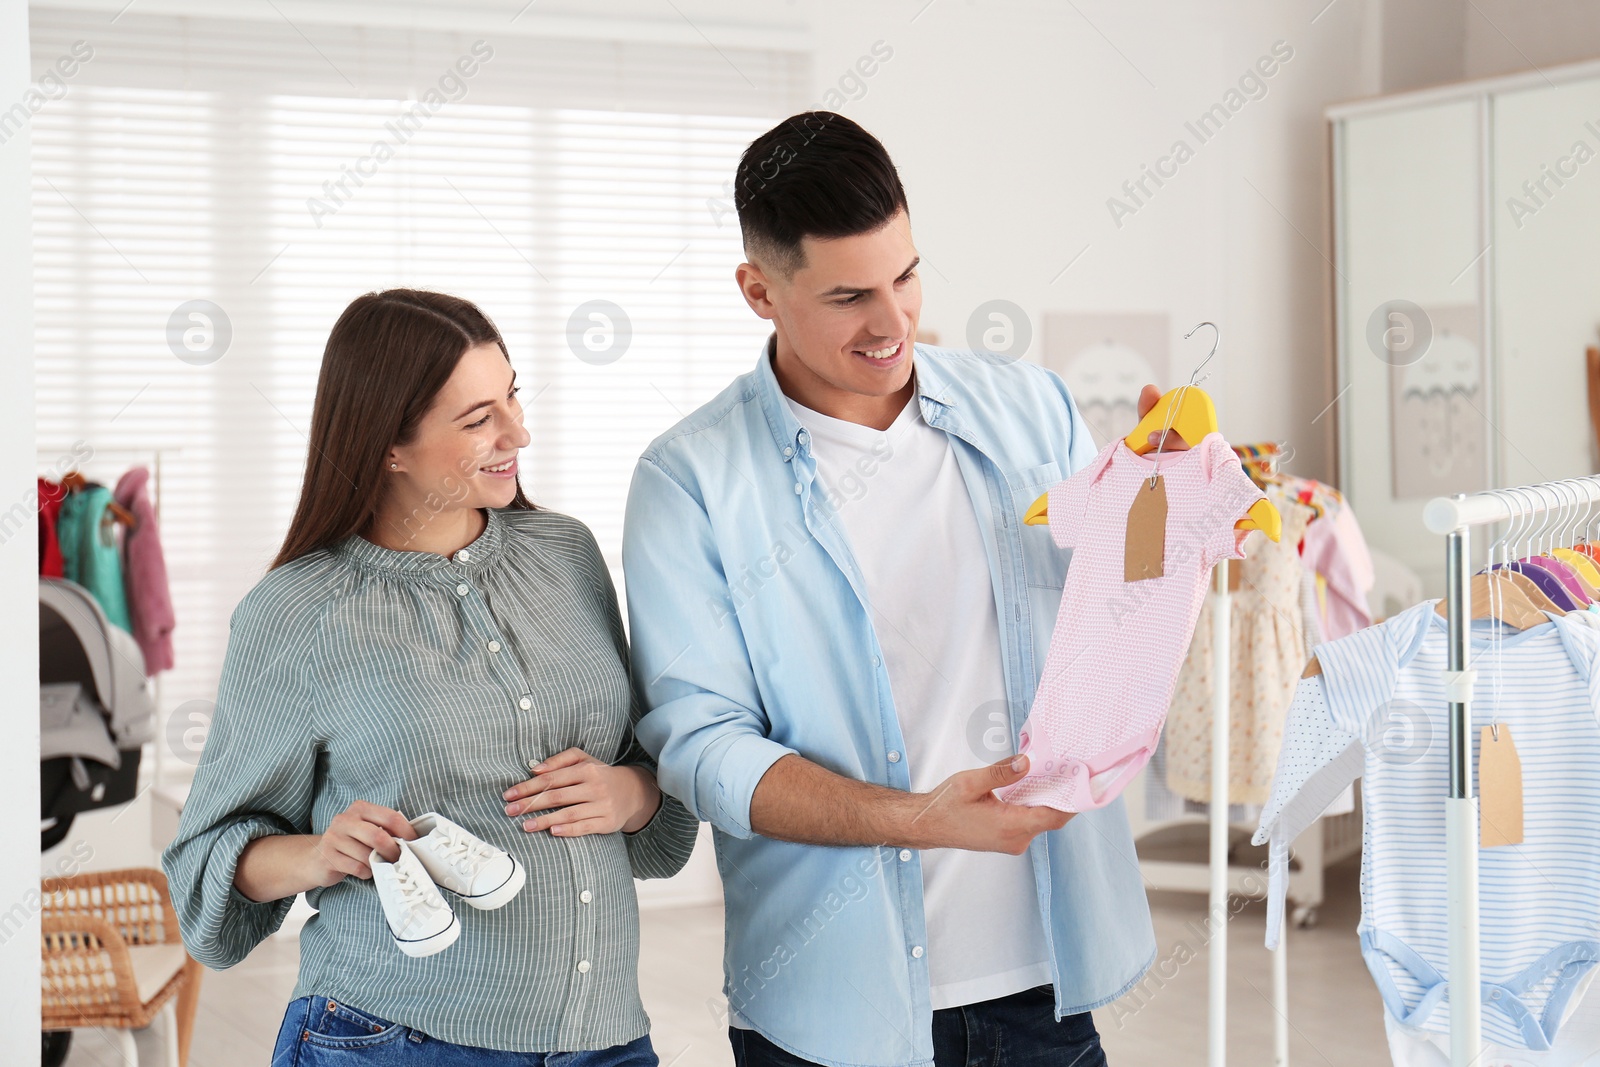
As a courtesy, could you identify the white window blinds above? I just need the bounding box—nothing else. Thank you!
[30,7,806,778]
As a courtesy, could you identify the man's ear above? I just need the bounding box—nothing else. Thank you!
[735,260,778,321]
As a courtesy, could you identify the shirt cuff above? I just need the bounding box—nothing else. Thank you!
[709,732,799,840]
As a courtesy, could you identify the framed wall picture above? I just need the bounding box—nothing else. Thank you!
[1041,313,1170,449]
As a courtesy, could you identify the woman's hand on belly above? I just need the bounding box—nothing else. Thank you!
[502,748,664,837]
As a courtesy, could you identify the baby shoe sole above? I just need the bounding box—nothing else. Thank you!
[390,911,461,958]
[448,857,525,911]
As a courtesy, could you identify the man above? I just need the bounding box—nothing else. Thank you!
[622,111,1165,1067]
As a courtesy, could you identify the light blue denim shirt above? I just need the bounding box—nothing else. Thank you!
[622,339,1156,1067]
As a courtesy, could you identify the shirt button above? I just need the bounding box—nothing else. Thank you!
[870,655,882,667]
[794,483,803,495]
[911,946,924,959]
[488,640,502,653]
[528,758,540,770]
[455,583,469,596]
[783,446,794,457]
[899,849,911,861]
[457,548,471,562]
[576,960,591,974]
[518,696,532,711]
[579,890,592,904]
[887,750,901,763]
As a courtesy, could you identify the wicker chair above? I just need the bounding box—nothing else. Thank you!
[42,867,202,1067]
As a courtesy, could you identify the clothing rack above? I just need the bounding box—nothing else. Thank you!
[1134,443,1368,1066]
[1422,474,1600,1066]
[1206,560,1289,1067]
[37,444,180,796]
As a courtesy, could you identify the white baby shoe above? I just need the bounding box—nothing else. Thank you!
[406,812,526,911]
[371,839,460,958]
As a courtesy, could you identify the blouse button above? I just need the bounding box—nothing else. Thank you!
[579,890,592,904]
[518,696,532,711]
[887,750,901,763]
[576,960,591,974]
[487,640,502,654]
[794,483,802,495]
[457,548,471,562]
[455,584,469,596]
[528,758,541,771]
[911,945,924,959]
[899,849,911,861]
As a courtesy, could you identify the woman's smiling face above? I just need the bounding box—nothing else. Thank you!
[388,342,532,514]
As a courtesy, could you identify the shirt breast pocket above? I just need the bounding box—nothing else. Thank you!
[1009,460,1068,592]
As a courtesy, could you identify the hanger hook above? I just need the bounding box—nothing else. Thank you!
[1530,484,1557,557]
[1491,486,1516,566]
[1587,477,1600,545]
[1182,321,1220,386]
[1505,486,1534,564]
[1557,480,1582,548]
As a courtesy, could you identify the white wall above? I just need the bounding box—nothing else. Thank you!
[2,0,41,1050]
[801,0,1379,481]
[1466,0,1600,79]
[35,0,1389,482]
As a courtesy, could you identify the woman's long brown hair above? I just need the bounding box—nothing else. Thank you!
[270,289,535,571]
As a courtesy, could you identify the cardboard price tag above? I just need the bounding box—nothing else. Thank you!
[1479,724,1524,848]
[1125,475,1168,582]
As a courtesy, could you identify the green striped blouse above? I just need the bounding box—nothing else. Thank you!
[160,505,700,1053]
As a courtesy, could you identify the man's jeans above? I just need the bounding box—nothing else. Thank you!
[272,995,661,1067]
[728,984,1107,1067]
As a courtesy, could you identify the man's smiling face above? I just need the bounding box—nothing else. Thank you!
[737,208,922,423]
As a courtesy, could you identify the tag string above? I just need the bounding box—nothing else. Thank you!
[1149,322,1220,488]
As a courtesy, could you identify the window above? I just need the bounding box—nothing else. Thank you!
[30,8,806,785]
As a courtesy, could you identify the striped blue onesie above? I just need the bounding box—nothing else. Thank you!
[1254,601,1600,1051]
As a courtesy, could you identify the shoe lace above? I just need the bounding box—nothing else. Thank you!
[391,856,442,922]
[437,824,497,879]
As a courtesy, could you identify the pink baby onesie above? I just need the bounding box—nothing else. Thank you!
[995,431,1267,812]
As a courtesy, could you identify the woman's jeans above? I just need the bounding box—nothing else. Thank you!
[271,995,660,1067]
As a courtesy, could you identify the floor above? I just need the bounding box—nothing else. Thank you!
[58,848,1388,1067]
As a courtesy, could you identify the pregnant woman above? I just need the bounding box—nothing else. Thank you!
[161,289,699,1064]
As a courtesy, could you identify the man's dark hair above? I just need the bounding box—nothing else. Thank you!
[734,111,908,278]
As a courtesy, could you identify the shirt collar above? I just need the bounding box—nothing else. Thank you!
[752,333,959,462]
[334,505,506,575]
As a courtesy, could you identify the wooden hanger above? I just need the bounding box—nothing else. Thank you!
[1553,546,1600,590]
[1306,574,1553,677]
[57,470,137,529]
[1432,571,1552,629]
[1493,564,1567,615]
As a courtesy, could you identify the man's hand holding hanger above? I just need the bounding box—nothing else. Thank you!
[1137,384,1189,451]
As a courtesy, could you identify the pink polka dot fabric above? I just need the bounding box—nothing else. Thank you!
[995,431,1267,813]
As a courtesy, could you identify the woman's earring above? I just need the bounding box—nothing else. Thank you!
[390,463,399,470]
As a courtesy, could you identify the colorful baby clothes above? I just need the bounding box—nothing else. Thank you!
[57,484,133,633]
[38,478,67,578]
[114,466,176,675]
[1301,504,1374,640]
[995,431,1266,812]
[1254,602,1600,1051]
[1165,495,1315,806]
[1382,970,1600,1067]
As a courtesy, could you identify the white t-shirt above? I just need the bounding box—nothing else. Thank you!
[782,388,1051,1011]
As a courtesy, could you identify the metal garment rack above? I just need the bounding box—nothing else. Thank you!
[1422,474,1600,1065]
[1205,559,1290,1067]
